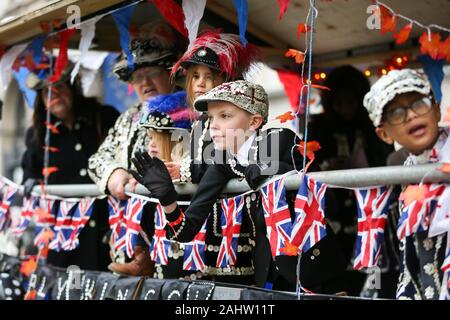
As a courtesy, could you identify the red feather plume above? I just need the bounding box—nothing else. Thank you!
[171,30,261,81]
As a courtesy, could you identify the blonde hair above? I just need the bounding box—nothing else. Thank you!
[185,66,224,108]
[148,130,186,161]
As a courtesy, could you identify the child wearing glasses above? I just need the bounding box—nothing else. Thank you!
[364,69,448,299]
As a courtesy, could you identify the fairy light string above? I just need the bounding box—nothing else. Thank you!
[376,0,450,40]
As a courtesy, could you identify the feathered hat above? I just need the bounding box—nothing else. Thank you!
[171,30,261,81]
[113,22,182,82]
[139,91,195,132]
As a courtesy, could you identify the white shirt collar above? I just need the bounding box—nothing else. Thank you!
[233,132,257,167]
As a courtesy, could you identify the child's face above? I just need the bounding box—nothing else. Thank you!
[147,130,160,158]
[375,92,441,155]
[207,101,263,153]
[190,64,224,100]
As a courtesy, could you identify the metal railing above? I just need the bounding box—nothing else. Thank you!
[28,163,450,198]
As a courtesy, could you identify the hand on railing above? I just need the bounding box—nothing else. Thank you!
[107,169,132,200]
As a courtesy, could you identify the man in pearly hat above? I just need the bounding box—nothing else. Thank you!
[88,21,185,276]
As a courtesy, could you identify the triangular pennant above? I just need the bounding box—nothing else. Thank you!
[216,195,244,267]
[352,185,393,270]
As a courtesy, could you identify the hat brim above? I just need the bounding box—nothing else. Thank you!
[113,52,176,82]
[179,60,222,72]
[26,72,72,90]
[194,94,268,123]
[142,125,190,133]
[193,96,235,113]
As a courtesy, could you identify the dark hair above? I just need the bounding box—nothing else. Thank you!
[321,65,371,125]
[318,65,393,166]
[31,80,94,145]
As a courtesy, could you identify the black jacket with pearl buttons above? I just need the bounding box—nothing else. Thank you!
[21,100,119,185]
[20,100,119,271]
[164,127,348,290]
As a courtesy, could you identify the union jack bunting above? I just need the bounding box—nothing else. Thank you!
[216,195,244,267]
[183,219,207,271]
[261,178,293,257]
[33,198,57,248]
[107,196,127,249]
[291,175,327,253]
[49,200,78,251]
[397,184,446,241]
[150,204,170,265]
[0,184,19,231]
[63,198,95,250]
[12,197,37,236]
[123,197,146,258]
[352,186,393,270]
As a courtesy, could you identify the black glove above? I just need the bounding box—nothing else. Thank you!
[244,161,293,190]
[130,151,178,206]
[23,178,39,198]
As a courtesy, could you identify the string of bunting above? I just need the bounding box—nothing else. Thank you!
[4,172,448,299]
[0,0,449,299]
[375,0,450,62]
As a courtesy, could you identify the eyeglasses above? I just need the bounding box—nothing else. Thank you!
[382,95,435,125]
[130,69,163,84]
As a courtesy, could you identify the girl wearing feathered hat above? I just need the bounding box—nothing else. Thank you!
[165,30,261,185]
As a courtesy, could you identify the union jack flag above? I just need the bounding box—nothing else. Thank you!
[12,197,37,236]
[0,184,19,231]
[397,184,446,241]
[352,186,393,270]
[216,195,244,267]
[261,178,293,257]
[291,175,327,253]
[63,198,95,250]
[183,219,207,271]
[49,200,78,251]
[107,196,127,249]
[123,197,146,258]
[34,198,57,248]
[150,204,170,265]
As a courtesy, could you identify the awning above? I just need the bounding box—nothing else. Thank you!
[0,0,126,46]
[0,0,448,68]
